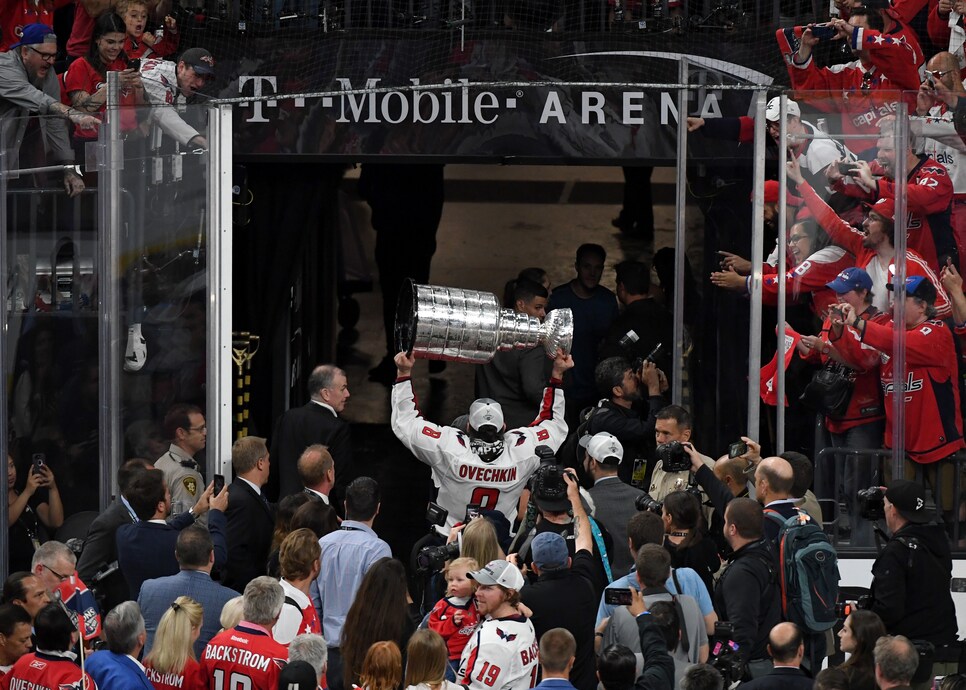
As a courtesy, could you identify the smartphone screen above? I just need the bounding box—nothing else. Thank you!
[604,588,633,606]
[213,473,225,494]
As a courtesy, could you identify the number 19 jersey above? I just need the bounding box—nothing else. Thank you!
[458,615,539,690]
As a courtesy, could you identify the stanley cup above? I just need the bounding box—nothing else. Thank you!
[394,280,573,364]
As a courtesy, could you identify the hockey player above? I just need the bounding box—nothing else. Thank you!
[458,560,538,690]
[391,349,572,534]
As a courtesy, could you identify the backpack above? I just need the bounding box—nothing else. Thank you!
[764,508,840,632]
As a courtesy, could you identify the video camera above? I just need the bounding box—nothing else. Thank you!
[857,486,885,521]
[656,441,691,473]
[708,621,746,685]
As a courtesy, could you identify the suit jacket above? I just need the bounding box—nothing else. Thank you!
[115,510,226,599]
[223,479,275,592]
[589,477,644,578]
[77,501,134,611]
[139,569,239,659]
[740,666,815,690]
[269,401,352,501]
[85,650,154,690]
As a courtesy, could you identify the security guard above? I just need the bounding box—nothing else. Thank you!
[156,403,208,525]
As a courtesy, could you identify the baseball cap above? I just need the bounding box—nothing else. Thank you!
[885,479,931,524]
[11,23,57,49]
[886,275,938,304]
[468,559,525,590]
[865,198,895,222]
[826,267,873,294]
[531,532,570,571]
[180,47,216,76]
[277,661,318,690]
[765,97,802,122]
[762,180,780,204]
[469,398,504,432]
[580,432,623,465]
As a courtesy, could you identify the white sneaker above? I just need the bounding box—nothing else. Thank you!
[124,323,147,372]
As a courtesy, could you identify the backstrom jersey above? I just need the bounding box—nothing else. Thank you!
[0,651,97,690]
[200,624,287,690]
[458,615,539,690]
[391,377,567,533]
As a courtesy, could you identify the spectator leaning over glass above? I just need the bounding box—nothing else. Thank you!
[0,23,99,197]
[139,47,214,149]
[63,12,143,155]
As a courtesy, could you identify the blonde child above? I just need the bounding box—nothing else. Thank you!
[427,557,481,678]
[116,0,179,58]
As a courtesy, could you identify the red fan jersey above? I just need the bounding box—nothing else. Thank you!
[0,651,97,690]
[760,245,854,316]
[428,595,481,661]
[145,658,206,690]
[0,1,71,52]
[200,624,287,690]
[837,316,965,463]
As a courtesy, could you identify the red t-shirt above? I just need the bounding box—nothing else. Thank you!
[0,0,70,52]
[123,30,179,59]
[200,624,288,690]
[144,658,206,690]
[63,55,138,137]
[66,0,94,57]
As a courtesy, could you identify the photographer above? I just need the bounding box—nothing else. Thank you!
[580,357,666,488]
[649,407,712,502]
[868,481,957,659]
[714,498,781,680]
[681,441,755,552]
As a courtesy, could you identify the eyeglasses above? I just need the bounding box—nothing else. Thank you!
[42,564,70,582]
[926,69,952,79]
[28,46,57,63]
[188,425,207,432]
[788,234,808,243]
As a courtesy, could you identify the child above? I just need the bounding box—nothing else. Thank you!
[427,557,481,679]
[116,0,179,59]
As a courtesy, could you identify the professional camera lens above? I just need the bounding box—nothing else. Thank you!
[635,493,664,514]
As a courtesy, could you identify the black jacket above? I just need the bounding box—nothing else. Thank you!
[740,666,815,690]
[870,522,957,645]
[633,614,675,690]
[77,501,134,611]
[713,539,782,663]
[223,479,276,592]
[268,402,352,502]
[585,398,664,486]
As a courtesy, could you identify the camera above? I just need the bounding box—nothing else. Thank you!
[535,445,557,465]
[657,441,691,473]
[857,486,885,521]
[810,23,837,41]
[426,502,448,527]
[835,596,870,618]
[727,441,747,459]
[635,492,664,514]
[708,622,746,685]
[415,541,461,574]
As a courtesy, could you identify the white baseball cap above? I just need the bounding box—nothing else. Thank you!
[468,559,525,590]
[579,431,624,465]
[765,97,801,122]
[469,398,505,432]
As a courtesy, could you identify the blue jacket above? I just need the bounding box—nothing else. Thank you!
[86,650,154,690]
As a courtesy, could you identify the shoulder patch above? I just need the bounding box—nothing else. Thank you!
[182,476,197,496]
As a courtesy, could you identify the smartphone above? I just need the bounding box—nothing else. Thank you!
[31,453,46,475]
[604,588,634,606]
[927,76,936,89]
[728,441,748,459]
[213,473,225,495]
[810,23,837,41]
[127,58,141,70]
[837,161,856,176]
[465,504,481,521]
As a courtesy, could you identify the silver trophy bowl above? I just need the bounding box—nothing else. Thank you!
[394,280,573,364]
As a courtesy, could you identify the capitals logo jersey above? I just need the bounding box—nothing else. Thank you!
[458,616,539,690]
[0,651,97,690]
[391,377,567,533]
[200,625,287,690]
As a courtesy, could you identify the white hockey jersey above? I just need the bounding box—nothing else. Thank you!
[458,615,539,690]
[391,377,567,533]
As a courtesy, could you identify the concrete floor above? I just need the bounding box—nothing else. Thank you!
[335,163,705,427]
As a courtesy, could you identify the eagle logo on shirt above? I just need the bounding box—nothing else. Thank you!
[495,627,517,641]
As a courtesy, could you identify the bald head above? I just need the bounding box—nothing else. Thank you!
[755,456,794,503]
[927,52,964,93]
[714,456,749,496]
[768,622,803,665]
[297,444,334,492]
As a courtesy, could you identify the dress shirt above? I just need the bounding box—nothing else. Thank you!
[311,400,338,417]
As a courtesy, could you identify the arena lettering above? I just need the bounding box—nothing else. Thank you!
[456,465,518,483]
[146,667,185,688]
[520,640,539,665]
[203,644,272,672]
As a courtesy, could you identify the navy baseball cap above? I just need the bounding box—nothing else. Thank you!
[179,47,216,76]
[11,23,56,49]
[886,275,937,305]
[826,267,873,294]
[531,532,570,571]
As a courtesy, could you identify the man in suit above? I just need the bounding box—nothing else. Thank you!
[224,436,276,592]
[299,444,335,505]
[269,365,351,501]
[116,468,228,599]
[85,601,154,690]
[582,432,643,576]
[77,458,153,611]
[739,623,813,690]
[139,525,238,658]
[534,628,579,690]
